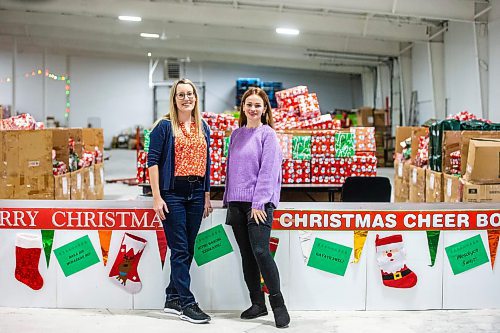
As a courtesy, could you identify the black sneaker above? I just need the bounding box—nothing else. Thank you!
[180,303,211,324]
[164,298,182,316]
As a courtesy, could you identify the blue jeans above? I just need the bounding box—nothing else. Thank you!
[161,179,205,308]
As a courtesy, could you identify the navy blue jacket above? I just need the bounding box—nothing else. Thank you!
[147,119,211,192]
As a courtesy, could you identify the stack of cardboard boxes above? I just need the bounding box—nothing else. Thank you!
[460,137,500,202]
[394,125,500,203]
[0,128,104,200]
[356,107,390,167]
[394,126,428,202]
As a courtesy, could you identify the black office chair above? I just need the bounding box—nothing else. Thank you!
[341,176,392,202]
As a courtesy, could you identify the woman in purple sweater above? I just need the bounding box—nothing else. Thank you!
[223,87,290,328]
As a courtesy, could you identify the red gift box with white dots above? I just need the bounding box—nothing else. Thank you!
[282,159,311,184]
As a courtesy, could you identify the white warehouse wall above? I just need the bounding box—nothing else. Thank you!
[489,3,500,123]
[0,53,363,147]
[69,56,152,146]
[184,61,363,113]
[444,21,482,118]
[411,42,435,124]
[0,51,12,107]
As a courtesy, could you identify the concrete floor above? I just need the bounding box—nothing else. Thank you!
[1,307,499,333]
[3,149,499,332]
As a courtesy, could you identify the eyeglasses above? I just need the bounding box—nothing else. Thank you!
[176,92,195,100]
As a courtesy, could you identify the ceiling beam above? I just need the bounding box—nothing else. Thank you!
[0,10,401,56]
[0,1,431,41]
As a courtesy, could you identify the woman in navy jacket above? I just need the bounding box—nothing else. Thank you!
[148,78,212,324]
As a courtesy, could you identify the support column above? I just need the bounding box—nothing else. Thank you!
[428,42,446,119]
[474,2,491,119]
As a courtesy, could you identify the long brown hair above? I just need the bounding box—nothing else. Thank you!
[153,78,204,137]
[238,87,275,129]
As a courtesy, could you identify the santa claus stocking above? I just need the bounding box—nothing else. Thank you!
[109,233,147,294]
[15,233,44,290]
[375,234,417,288]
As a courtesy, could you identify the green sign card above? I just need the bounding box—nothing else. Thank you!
[194,224,233,266]
[445,234,489,275]
[54,235,101,277]
[307,238,352,276]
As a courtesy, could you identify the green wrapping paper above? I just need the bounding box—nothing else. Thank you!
[426,230,440,267]
[292,135,311,160]
[41,230,55,268]
[144,129,151,153]
[224,136,230,157]
[334,132,355,157]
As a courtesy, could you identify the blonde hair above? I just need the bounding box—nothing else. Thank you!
[238,87,275,129]
[153,78,204,137]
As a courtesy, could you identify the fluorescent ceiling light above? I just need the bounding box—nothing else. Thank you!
[118,15,142,22]
[140,33,160,38]
[276,27,299,36]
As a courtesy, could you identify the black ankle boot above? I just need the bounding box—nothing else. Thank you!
[269,292,290,328]
[240,303,268,319]
[241,291,268,319]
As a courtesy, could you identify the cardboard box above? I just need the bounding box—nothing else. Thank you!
[68,128,83,155]
[442,131,462,174]
[357,107,386,127]
[94,163,104,200]
[409,165,426,202]
[443,173,461,203]
[410,127,428,165]
[82,166,96,200]
[461,179,500,203]
[51,128,69,167]
[460,131,500,175]
[394,159,411,202]
[0,130,54,199]
[50,128,83,168]
[70,169,84,200]
[395,126,422,155]
[442,130,500,175]
[464,138,500,184]
[82,128,104,152]
[54,173,70,200]
[425,169,443,202]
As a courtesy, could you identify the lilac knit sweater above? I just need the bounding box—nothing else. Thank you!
[223,125,282,210]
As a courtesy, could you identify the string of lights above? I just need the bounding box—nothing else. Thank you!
[0,68,71,119]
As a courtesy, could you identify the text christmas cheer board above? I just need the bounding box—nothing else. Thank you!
[0,208,499,230]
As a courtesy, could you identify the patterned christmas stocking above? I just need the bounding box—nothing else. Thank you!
[108,233,147,294]
[375,234,417,288]
[261,237,279,294]
[15,233,44,290]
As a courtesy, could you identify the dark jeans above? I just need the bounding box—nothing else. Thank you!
[161,179,205,308]
[226,201,281,299]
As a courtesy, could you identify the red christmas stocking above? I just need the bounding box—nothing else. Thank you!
[109,233,147,294]
[261,237,279,294]
[375,234,417,288]
[15,233,44,290]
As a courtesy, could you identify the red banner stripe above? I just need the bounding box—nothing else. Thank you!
[0,208,499,231]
